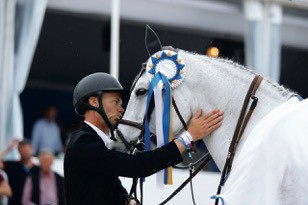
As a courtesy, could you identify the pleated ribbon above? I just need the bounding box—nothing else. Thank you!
[145,71,173,185]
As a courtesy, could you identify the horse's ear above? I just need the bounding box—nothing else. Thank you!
[145,25,162,57]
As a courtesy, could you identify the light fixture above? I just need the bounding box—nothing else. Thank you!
[206,46,219,58]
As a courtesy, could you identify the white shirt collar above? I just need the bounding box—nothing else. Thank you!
[84,121,112,148]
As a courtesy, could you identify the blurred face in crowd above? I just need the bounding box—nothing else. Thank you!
[39,152,54,174]
[46,106,57,122]
[18,143,32,161]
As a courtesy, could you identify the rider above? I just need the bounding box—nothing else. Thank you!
[64,72,223,205]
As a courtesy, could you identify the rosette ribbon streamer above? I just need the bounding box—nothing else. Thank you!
[145,72,173,185]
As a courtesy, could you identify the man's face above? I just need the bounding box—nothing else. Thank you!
[102,92,124,128]
[18,144,32,160]
[39,153,54,174]
[46,106,57,121]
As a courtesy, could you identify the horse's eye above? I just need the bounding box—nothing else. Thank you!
[135,88,148,96]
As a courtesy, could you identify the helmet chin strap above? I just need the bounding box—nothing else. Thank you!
[97,91,117,141]
[86,91,117,141]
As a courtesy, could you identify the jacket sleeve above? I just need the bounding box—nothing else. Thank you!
[67,133,183,178]
[114,178,129,205]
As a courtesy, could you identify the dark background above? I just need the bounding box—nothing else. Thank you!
[21,10,308,145]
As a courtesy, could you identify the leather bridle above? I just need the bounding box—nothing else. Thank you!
[118,24,266,204]
[118,66,263,205]
[116,92,189,154]
[116,65,189,154]
[116,98,156,154]
[214,75,263,205]
[117,67,191,205]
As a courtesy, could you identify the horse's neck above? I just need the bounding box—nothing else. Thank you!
[179,51,295,171]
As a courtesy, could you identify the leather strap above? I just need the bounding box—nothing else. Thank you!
[118,119,143,130]
[215,75,263,205]
[172,97,188,131]
[230,75,263,169]
[159,153,212,205]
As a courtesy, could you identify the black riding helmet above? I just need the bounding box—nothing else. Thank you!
[73,72,130,140]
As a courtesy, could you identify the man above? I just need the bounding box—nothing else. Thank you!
[31,106,63,156]
[22,150,64,205]
[1,140,37,205]
[64,72,223,205]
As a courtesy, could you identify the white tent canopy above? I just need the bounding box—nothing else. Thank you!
[47,0,308,50]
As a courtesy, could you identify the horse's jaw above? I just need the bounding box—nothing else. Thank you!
[109,139,127,152]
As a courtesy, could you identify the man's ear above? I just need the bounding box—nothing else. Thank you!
[88,96,99,107]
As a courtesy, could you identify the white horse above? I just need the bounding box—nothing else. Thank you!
[114,32,308,204]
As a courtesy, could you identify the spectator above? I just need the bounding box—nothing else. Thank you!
[1,139,37,205]
[31,106,63,156]
[22,149,64,205]
[0,163,12,205]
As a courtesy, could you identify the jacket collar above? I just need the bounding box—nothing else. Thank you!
[82,121,113,147]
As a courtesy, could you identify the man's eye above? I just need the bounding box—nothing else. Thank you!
[135,88,148,96]
[113,100,120,105]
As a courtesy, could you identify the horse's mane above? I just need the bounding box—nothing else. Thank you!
[175,47,297,98]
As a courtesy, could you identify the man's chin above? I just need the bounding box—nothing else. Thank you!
[112,120,120,128]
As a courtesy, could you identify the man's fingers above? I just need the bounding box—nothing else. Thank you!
[208,122,222,132]
[187,109,223,140]
[202,110,223,123]
[192,109,202,119]
[201,109,220,120]
[207,115,223,127]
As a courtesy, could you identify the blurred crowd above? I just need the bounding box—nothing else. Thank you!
[0,105,70,205]
[0,104,219,205]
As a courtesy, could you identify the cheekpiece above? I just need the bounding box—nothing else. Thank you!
[146,50,186,89]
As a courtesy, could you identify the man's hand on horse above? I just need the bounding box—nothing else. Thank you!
[188,109,223,141]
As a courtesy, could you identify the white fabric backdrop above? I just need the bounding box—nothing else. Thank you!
[244,1,282,82]
[0,0,47,159]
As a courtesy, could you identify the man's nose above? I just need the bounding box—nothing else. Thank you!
[119,106,124,113]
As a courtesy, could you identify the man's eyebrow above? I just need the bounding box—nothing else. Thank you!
[112,97,122,102]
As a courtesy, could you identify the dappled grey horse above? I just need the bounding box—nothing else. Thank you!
[113,26,308,205]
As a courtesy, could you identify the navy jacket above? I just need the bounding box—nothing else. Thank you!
[64,122,182,205]
[29,166,64,205]
[4,161,38,205]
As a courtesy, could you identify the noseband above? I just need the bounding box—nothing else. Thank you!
[115,88,155,153]
[116,95,188,154]
[116,118,155,153]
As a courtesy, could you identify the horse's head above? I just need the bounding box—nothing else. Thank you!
[114,26,194,152]
[114,25,298,177]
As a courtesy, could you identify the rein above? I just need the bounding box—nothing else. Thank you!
[214,75,263,205]
[159,153,212,205]
[117,94,213,205]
